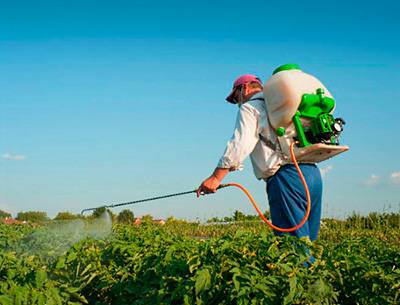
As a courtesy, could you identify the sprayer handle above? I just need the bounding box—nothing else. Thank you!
[217,184,230,189]
[196,183,229,196]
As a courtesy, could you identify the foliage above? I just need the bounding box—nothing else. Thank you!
[116,209,135,224]
[91,207,115,221]
[54,212,81,221]
[16,211,49,223]
[0,224,34,248]
[345,212,400,230]
[91,207,106,218]
[0,212,399,304]
[207,210,270,223]
[0,210,11,220]
[141,214,154,224]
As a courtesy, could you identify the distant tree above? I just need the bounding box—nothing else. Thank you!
[91,207,114,220]
[223,216,232,222]
[54,212,80,221]
[206,217,220,223]
[233,210,245,221]
[92,207,106,218]
[16,211,48,222]
[117,209,135,224]
[165,216,189,225]
[206,210,271,223]
[141,214,154,224]
[0,209,11,219]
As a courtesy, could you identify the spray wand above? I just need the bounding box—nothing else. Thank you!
[81,143,310,233]
[80,185,229,216]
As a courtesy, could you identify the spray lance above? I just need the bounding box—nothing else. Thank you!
[80,142,311,233]
[81,185,227,216]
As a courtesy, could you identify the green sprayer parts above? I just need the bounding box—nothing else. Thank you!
[277,88,345,147]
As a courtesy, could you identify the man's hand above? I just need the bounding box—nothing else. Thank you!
[197,168,230,197]
[197,175,221,197]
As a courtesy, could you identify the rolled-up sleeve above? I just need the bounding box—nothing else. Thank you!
[217,104,259,170]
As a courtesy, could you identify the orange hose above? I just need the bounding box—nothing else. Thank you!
[223,142,311,232]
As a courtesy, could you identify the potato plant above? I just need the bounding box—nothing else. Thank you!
[0,214,399,304]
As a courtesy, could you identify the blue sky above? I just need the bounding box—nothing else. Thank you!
[1,0,399,220]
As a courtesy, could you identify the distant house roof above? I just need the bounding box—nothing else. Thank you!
[1,217,26,225]
[154,219,166,225]
[132,217,165,225]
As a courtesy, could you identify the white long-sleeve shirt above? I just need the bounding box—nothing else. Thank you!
[217,92,284,180]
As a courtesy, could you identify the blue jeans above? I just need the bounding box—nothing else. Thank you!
[266,163,322,241]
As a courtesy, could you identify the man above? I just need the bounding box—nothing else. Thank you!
[197,74,322,241]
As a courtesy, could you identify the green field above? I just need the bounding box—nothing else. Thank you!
[0,213,399,305]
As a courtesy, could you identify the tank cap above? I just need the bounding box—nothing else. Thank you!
[275,127,286,137]
[272,64,301,75]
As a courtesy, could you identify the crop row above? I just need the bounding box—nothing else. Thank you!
[0,220,399,304]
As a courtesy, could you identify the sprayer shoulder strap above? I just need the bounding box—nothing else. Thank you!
[248,96,284,156]
[248,96,287,164]
[262,109,286,160]
[247,96,279,152]
[248,97,276,150]
[258,133,278,151]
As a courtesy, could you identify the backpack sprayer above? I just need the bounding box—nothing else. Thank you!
[81,64,348,233]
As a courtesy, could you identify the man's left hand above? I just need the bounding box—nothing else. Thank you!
[197,176,221,197]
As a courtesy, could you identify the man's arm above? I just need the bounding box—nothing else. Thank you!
[197,103,259,197]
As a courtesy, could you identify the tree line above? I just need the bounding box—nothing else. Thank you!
[0,208,135,224]
[2,208,399,229]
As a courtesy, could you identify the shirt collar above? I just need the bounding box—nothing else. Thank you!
[238,91,264,108]
[249,91,264,101]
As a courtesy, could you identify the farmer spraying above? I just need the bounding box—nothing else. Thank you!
[197,64,348,240]
[81,64,347,242]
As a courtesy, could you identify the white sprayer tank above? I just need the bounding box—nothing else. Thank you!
[263,64,347,163]
[263,65,333,131]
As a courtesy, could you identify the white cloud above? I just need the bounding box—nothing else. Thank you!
[320,165,333,178]
[390,171,400,185]
[363,174,381,187]
[2,152,26,161]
